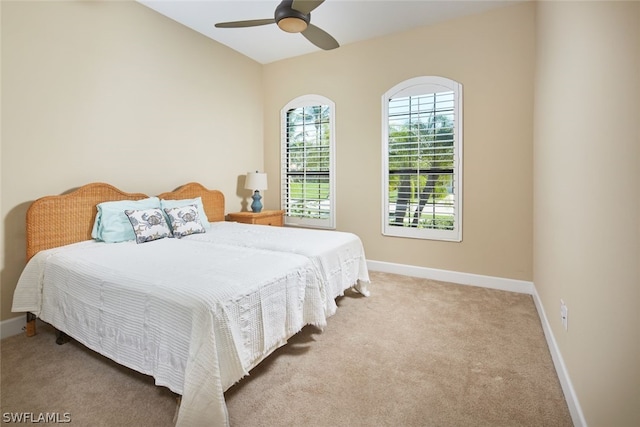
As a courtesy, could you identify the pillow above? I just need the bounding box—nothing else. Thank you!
[92,197,161,243]
[160,197,210,229]
[163,204,206,238]
[124,208,172,244]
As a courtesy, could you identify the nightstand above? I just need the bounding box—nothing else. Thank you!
[227,210,284,227]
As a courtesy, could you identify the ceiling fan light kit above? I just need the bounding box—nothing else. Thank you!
[277,17,308,33]
[215,0,339,50]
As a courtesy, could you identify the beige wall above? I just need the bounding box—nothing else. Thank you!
[4,1,639,425]
[263,2,535,281]
[1,1,264,321]
[534,1,640,426]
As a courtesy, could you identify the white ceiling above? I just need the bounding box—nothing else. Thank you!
[138,0,521,64]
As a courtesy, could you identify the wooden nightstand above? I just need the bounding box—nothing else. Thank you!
[227,210,284,227]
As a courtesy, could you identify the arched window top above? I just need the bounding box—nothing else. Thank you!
[386,76,461,99]
[283,94,334,110]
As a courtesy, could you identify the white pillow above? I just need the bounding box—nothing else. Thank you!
[163,204,206,238]
[124,208,172,244]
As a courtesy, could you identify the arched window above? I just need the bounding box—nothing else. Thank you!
[281,95,336,229]
[382,76,463,241]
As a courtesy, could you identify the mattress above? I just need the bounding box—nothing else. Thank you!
[193,221,370,315]
[12,237,326,426]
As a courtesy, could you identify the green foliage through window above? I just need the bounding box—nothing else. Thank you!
[388,92,456,230]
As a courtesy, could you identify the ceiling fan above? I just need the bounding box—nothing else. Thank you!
[214,0,339,51]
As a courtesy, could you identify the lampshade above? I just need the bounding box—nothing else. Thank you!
[245,171,268,191]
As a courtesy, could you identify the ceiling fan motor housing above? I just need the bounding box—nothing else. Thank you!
[275,0,310,33]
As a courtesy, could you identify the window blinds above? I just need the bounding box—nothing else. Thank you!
[387,91,456,230]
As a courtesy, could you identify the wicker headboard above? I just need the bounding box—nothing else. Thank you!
[25,182,226,261]
[157,182,225,223]
[26,183,148,260]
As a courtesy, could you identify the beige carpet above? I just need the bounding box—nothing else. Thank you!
[1,272,573,426]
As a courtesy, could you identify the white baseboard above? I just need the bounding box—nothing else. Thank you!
[532,287,587,427]
[1,315,26,340]
[367,260,534,294]
[367,259,585,427]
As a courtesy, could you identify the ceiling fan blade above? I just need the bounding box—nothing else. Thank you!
[215,18,275,28]
[291,0,325,15]
[302,23,339,50]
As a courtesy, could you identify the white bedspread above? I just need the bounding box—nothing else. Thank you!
[192,222,370,316]
[12,238,326,427]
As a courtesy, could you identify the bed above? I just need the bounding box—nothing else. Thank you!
[11,182,370,426]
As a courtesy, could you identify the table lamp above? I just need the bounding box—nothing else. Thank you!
[245,171,268,213]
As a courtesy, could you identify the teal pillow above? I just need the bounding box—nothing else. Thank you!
[92,197,161,243]
[160,197,210,229]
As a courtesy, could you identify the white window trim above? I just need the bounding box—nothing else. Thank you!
[281,94,336,229]
[381,76,463,241]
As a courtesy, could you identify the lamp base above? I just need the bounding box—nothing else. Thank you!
[250,190,263,213]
